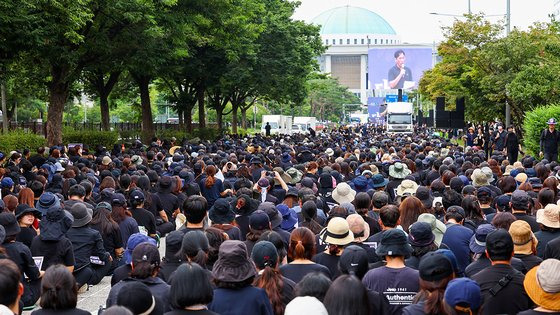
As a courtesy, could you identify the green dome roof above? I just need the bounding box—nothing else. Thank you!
[312,6,396,35]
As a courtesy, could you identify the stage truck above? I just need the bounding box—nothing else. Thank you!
[386,102,413,134]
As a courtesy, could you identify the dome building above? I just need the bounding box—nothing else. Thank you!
[312,6,401,104]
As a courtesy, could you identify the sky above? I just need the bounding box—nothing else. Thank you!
[292,0,556,44]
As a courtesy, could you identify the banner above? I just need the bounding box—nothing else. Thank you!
[368,47,433,91]
[368,97,385,124]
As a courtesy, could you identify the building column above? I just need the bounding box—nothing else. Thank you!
[360,54,367,105]
[325,55,332,74]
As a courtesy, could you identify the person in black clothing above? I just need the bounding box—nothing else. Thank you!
[30,206,75,272]
[265,122,271,137]
[166,263,218,315]
[493,124,507,152]
[387,49,413,89]
[511,190,541,232]
[0,212,42,307]
[540,118,560,162]
[0,259,25,315]
[67,203,112,288]
[129,189,157,238]
[31,265,90,315]
[111,233,157,286]
[471,229,531,315]
[14,204,41,248]
[504,125,521,164]
[338,246,390,314]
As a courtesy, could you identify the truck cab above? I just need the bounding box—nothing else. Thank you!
[386,102,413,134]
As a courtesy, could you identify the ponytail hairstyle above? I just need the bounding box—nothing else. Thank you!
[204,227,227,268]
[205,165,216,188]
[288,227,316,261]
[181,230,209,267]
[417,275,454,315]
[252,241,284,315]
[327,244,344,256]
[40,265,78,310]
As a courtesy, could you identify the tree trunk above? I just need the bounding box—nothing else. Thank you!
[197,86,205,129]
[134,75,154,143]
[241,107,247,130]
[100,93,110,131]
[231,103,238,134]
[47,81,70,146]
[216,106,223,134]
[184,109,192,133]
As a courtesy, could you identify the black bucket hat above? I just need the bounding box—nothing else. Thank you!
[375,229,413,258]
[0,212,21,237]
[212,240,257,282]
[14,204,42,221]
[209,198,236,224]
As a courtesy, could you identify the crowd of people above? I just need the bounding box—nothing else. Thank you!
[1,120,560,315]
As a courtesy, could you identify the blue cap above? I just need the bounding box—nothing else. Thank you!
[1,177,14,188]
[444,278,482,311]
[124,233,157,264]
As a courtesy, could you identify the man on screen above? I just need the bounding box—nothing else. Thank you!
[388,50,413,89]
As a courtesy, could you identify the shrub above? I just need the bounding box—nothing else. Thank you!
[62,129,119,150]
[523,104,560,157]
[0,130,46,153]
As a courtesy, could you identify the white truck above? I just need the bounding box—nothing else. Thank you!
[348,113,369,127]
[261,115,293,135]
[292,116,317,134]
[386,102,414,134]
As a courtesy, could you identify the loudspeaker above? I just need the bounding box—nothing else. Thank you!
[436,97,445,112]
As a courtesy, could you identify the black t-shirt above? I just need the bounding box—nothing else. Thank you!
[17,226,37,248]
[132,207,158,236]
[90,223,123,257]
[279,263,331,284]
[387,65,413,89]
[471,264,531,315]
[481,206,496,216]
[159,260,182,284]
[30,237,75,270]
[31,308,90,315]
[465,255,527,277]
[362,266,420,315]
[111,264,132,286]
[153,192,180,219]
[312,252,340,279]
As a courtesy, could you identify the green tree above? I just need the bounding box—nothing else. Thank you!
[306,74,361,122]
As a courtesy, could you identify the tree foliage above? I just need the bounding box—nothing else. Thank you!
[420,15,560,130]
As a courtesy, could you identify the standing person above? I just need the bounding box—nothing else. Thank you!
[540,118,560,162]
[265,122,272,137]
[493,124,507,152]
[402,252,455,315]
[474,127,485,150]
[314,217,355,279]
[323,275,371,315]
[504,125,521,164]
[209,240,274,315]
[520,259,560,315]
[362,229,419,315]
[441,206,473,274]
[280,227,331,283]
[251,241,296,315]
[471,229,531,315]
[465,127,476,147]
